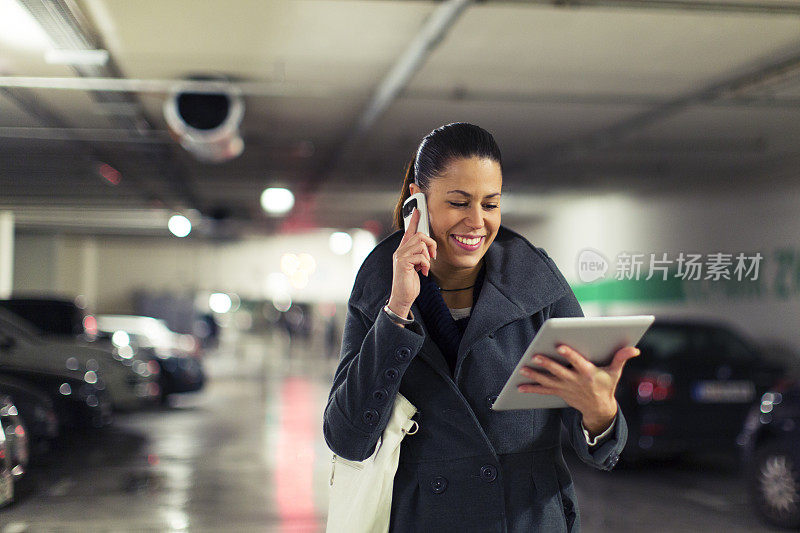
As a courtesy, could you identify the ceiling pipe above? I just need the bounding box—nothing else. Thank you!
[14,0,203,214]
[299,0,471,207]
[342,0,471,156]
[528,42,800,171]
[0,76,326,97]
[492,0,800,15]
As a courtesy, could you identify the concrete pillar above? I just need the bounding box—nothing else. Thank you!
[0,212,13,298]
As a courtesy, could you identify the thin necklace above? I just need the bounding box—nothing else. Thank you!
[437,284,475,292]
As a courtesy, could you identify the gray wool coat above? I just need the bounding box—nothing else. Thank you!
[323,225,627,532]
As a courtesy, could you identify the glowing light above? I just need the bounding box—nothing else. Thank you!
[83,315,98,335]
[84,371,98,384]
[45,48,109,66]
[297,253,316,274]
[59,383,72,395]
[111,330,130,347]
[280,253,299,275]
[329,232,353,255]
[66,357,80,371]
[273,294,292,313]
[118,345,134,359]
[0,0,52,50]
[168,214,192,237]
[98,163,121,185]
[209,292,232,314]
[260,187,295,214]
[289,270,309,289]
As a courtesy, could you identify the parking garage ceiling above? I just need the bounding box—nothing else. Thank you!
[1,0,800,237]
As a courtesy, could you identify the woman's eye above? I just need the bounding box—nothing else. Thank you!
[483,204,499,210]
[448,202,468,207]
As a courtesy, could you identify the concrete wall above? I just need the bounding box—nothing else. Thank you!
[11,186,800,352]
[11,229,373,314]
[513,186,800,350]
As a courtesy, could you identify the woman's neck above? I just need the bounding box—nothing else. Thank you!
[430,259,482,308]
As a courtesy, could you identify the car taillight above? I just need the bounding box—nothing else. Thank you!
[634,372,675,403]
[83,315,98,336]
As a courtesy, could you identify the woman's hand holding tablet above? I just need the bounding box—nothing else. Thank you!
[491,316,655,426]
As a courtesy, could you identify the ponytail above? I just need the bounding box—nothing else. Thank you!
[391,123,502,231]
[392,158,416,230]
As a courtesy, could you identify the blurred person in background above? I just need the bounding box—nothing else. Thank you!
[323,122,640,532]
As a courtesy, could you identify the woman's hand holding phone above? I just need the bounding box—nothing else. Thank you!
[387,207,438,320]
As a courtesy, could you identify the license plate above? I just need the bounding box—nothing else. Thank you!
[692,380,755,403]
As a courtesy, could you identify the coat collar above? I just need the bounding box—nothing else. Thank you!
[349,225,571,381]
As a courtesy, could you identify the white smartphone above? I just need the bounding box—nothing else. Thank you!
[402,192,430,237]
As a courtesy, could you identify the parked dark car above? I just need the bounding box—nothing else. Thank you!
[615,318,785,462]
[0,375,59,457]
[0,395,15,508]
[0,309,113,429]
[739,379,800,529]
[0,298,161,409]
[0,297,97,341]
[0,393,28,485]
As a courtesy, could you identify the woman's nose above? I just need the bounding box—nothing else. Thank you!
[464,205,484,228]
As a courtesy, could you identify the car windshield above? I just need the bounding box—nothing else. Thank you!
[0,301,84,336]
[638,326,693,360]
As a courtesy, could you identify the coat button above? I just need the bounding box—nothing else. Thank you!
[384,368,399,381]
[480,464,497,482]
[395,346,411,362]
[372,389,388,403]
[431,476,448,494]
[362,409,379,425]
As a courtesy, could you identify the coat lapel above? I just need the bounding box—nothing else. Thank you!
[453,226,572,380]
[349,225,573,385]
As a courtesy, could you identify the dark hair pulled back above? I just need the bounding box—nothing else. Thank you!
[392,122,502,230]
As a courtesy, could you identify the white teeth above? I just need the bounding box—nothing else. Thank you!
[453,235,481,246]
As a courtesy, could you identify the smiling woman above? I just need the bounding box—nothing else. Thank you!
[324,122,633,532]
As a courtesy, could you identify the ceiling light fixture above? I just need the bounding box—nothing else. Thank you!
[168,214,192,238]
[0,0,52,50]
[45,48,109,66]
[260,187,295,215]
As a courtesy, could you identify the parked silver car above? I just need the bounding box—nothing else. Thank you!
[97,315,206,400]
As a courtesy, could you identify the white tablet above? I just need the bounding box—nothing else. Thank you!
[491,315,655,410]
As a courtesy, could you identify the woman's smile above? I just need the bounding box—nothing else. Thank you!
[450,234,484,251]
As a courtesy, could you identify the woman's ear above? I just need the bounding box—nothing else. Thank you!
[409,183,420,196]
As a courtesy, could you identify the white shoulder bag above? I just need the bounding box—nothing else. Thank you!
[326,392,419,533]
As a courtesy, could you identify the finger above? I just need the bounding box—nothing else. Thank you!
[517,383,558,395]
[519,368,558,388]
[527,355,573,380]
[608,346,641,374]
[418,233,438,260]
[400,207,420,245]
[407,253,430,276]
[555,344,594,375]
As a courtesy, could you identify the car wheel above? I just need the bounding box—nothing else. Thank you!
[749,440,800,529]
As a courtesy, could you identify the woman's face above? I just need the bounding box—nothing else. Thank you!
[410,156,502,274]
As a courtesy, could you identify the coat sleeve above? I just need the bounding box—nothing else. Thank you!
[322,299,425,462]
[539,247,628,472]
